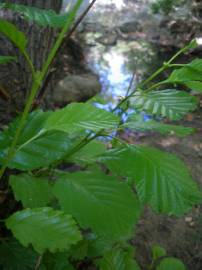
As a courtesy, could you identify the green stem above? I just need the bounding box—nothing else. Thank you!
[23,51,36,78]
[144,80,168,92]
[0,0,84,179]
[168,63,185,68]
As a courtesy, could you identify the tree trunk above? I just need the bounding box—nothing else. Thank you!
[0,0,62,124]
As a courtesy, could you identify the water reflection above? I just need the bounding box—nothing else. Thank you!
[86,39,160,109]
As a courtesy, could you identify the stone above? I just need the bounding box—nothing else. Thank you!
[118,20,142,33]
[53,73,101,105]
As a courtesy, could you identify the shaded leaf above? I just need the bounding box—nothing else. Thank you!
[68,140,106,164]
[9,174,53,208]
[99,247,140,270]
[0,3,69,28]
[152,245,166,261]
[0,55,17,64]
[0,19,27,52]
[123,114,194,137]
[6,208,82,254]
[184,81,202,93]
[69,239,89,260]
[53,170,141,241]
[101,145,202,215]
[0,111,79,170]
[40,253,76,270]
[157,257,186,270]
[132,90,197,120]
[0,239,37,270]
[10,130,77,170]
[87,234,116,258]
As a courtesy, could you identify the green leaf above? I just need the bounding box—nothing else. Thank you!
[11,130,77,170]
[44,103,119,133]
[0,239,37,270]
[101,145,202,215]
[131,90,197,120]
[9,174,53,208]
[68,140,107,164]
[0,3,69,28]
[166,59,202,93]
[152,245,166,261]
[53,170,141,241]
[123,114,194,137]
[99,247,140,270]
[6,207,82,254]
[68,239,89,260]
[184,81,202,93]
[0,55,17,64]
[157,257,186,270]
[87,234,116,258]
[40,253,76,270]
[0,19,27,52]
[168,59,202,82]
[0,111,79,170]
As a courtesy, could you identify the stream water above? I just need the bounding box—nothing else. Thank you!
[63,0,175,110]
[76,0,172,109]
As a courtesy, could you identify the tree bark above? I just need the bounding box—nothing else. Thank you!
[0,0,62,124]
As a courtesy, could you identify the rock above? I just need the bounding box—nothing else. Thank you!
[53,73,101,105]
[96,31,118,46]
[118,20,142,33]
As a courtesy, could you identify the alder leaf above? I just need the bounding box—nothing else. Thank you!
[9,174,53,208]
[101,145,202,215]
[131,90,197,120]
[53,170,141,241]
[6,208,82,254]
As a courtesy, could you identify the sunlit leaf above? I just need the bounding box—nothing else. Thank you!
[123,113,194,136]
[44,103,119,133]
[131,90,197,120]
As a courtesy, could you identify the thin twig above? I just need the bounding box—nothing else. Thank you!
[66,0,97,39]
[35,255,43,270]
